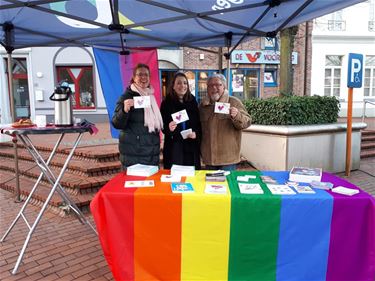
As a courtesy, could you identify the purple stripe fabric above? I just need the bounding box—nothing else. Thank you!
[323,172,375,281]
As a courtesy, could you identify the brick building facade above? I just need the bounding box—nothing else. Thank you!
[171,22,312,101]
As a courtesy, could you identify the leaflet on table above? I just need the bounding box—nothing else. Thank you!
[260,175,278,184]
[205,183,227,194]
[267,184,296,195]
[286,181,315,194]
[171,164,195,177]
[310,180,334,190]
[238,183,264,194]
[126,163,159,177]
[237,175,257,182]
[289,167,322,183]
[205,172,226,182]
[171,183,194,193]
[331,186,360,196]
[124,180,154,188]
[160,174,182,182]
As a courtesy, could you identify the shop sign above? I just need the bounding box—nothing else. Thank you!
[231,50,298,64]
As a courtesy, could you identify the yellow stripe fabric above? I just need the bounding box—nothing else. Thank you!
[181,171,231,281]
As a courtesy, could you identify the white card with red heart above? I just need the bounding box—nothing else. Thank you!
[214,102,230,114]
[171,109,189,124]
[134,96,151,109]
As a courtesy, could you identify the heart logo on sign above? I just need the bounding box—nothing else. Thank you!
[137,100,144,106]
[218,105,224,111]
[176,115,182,121]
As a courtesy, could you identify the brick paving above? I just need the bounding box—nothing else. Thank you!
[1,122,374,280]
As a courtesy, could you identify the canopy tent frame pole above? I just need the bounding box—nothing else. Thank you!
[4,22,21,203]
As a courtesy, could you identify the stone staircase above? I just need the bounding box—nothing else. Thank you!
[0,142,121,216]
[361,130,375,159]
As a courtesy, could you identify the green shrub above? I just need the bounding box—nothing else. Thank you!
[243,95,340,125]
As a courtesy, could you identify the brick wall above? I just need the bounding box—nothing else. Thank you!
[181,23,312,98]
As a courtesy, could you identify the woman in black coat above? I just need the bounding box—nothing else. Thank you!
[112,63,163,168]
[160,72,201,170]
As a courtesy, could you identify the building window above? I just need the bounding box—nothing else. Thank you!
[364,55,375,97]
[3,57,30,119]
[369,21,375,32]
[264,69,278,87]
[56,66,95,109]
[324,55,343,97]
[328,10,345,31]
[328,20,346,31]
[369,0,375,31]
[262,37,279,51]
[231,69,259,100]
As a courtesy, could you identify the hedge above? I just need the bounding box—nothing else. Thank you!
[243,95,340,125]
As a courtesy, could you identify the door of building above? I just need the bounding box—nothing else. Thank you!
[4,57,30,120]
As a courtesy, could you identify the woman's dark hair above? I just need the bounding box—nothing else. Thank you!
[167,72,194,102]
[130,63,150,84]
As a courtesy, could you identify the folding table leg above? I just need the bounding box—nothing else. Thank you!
[0,133,65,242]
[21,134,98,234]
[4,132,96,274]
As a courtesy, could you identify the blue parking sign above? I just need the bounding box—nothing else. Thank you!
[347,53,363,88]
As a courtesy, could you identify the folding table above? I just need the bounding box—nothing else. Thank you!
[0,125,97,274]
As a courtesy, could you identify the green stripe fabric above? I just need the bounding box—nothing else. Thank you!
[227,171,282,281]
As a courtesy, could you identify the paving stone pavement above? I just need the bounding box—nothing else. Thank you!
[1,123,374,280]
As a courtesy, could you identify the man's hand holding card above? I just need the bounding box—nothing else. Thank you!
[214,102,230,114]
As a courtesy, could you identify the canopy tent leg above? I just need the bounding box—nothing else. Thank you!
[4,23,21,203]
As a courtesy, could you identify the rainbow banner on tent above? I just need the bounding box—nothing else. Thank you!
[91,171,375,281]
[93,48,161,138]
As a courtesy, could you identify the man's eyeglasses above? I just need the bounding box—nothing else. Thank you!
[208,83,223,88]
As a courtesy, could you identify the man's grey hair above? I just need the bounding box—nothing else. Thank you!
[207,73,227,89]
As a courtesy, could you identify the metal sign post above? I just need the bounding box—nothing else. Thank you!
[345,53,363,176]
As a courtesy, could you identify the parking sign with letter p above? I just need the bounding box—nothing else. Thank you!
[347,53,363,88]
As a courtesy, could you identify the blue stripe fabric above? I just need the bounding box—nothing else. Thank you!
[93,48,124,138]
[261,171,333,281]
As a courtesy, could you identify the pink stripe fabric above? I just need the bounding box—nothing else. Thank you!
[119,49,161,106]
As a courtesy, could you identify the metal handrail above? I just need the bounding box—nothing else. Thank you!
[362,98,375,123]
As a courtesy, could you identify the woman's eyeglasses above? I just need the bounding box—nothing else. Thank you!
[136,73,149,77]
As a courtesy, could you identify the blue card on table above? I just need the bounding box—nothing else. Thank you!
[171,183,194,193]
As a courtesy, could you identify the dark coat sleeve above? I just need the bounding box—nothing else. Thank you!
[111,89,134,130]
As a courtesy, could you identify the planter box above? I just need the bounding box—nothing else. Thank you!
[241,123,367,173]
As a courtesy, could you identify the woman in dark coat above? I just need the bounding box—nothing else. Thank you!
[112,63,163,168]
[160,72,201,170]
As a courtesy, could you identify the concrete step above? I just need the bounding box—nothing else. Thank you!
[0,170,95,216]
[361,142,375,150]
[0,142,121,216]
[361,148,375,159]
[362,135,375,142]
[362,130,375,136]
[0,144,121,176]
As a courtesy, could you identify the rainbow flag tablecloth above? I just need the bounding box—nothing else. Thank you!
[90,170,375,281]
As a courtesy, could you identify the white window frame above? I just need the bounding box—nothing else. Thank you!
[364,56,375,97]
[324,55,343,98]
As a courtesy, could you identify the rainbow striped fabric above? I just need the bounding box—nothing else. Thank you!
[91,170,375,281]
